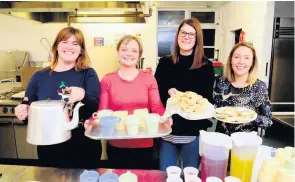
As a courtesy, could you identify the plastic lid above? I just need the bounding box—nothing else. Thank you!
[231,131,262,147]
[99,172,118,182]
[99,116,120,126]
[118,171,137,182]
[224,176,241,182]
[206,177,223,182]
[79,170,99,182]
[200,130,232,149]
[31,100,65,106]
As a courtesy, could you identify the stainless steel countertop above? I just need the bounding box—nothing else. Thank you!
[272,114,295,128]
[0,165,167,182]
[14,167,85,182]
[0,82,21,94]
[0,165,85,182]
[0,165,28,182]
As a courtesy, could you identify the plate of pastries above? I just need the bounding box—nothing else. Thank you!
[214,106,257,124]
[164,91,215,120]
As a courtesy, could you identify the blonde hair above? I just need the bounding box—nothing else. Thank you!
[50,27,91,72]
[172,18,205,69]
[225,42,258,84]
[116,35,143,58]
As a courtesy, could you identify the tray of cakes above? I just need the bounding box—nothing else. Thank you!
[162,91,215,121]
[84,109,172,140]
[214,106,257,124]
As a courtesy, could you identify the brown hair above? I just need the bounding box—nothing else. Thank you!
[116,35,143,58]
[50,27,91,72]
[172,18,204,69]
[225,42,258,84]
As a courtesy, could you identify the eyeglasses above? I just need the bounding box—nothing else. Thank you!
[179,30,197,39]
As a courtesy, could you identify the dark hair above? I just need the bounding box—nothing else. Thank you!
[172,18,204,69]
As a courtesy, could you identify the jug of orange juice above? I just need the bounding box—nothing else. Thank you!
[230,131,262,182]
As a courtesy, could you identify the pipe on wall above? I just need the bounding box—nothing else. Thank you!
[67,8,152,26]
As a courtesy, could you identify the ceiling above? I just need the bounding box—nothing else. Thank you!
[0,1,227,24]
[0,1,150,24]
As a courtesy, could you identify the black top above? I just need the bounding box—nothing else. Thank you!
[25,67,100,122]
[213,76,272,135]
[155,54,215,136]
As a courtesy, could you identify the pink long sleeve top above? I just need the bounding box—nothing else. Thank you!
[99,70,165,148]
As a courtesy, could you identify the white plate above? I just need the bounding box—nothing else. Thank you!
[163,100,215,121]
[213,107,258,124]
[84,123,172,140]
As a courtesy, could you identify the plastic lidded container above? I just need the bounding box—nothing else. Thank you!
[206,176,223,182]
[99,172,119,182]
[166,166,181,180]
[224,176,241,182]
[99,116,120,136]
[80,170,100,182]
[118,171,137,182]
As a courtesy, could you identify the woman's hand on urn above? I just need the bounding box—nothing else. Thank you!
[15,97,29,120]
[66,87,85,104]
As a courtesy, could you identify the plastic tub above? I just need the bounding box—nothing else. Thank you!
[99,172,118,182]
[99,116,120,136]
[80,170,99,182]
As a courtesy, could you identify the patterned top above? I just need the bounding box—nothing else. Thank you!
[213,76,272,135]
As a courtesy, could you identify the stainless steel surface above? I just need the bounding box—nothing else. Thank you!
[0,118,17,159]
[0,51,29,81]
[27,101,83,145]
[0,1,150,24]
[14,167,85,182]
[269,17,294,103]
[13,118,38,159]
[0,83,37,160]
[0,82,24,117]
[85,123,172,140]
[272,114,295,128]
[0,165,167,182]
[0,165,28,182]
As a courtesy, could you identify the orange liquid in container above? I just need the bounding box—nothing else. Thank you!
[230,154,254,182]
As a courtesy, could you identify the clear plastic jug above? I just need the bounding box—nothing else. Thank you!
[199,130,232,181]
[230,132,262,182]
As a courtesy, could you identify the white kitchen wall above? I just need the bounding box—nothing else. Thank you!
[0,1,281,84]
[220,1,275,84]
[0,6,158,71]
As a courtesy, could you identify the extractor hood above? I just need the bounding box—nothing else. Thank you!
[0,1,152,24]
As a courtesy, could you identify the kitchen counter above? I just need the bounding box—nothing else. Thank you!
[272,114,295,128]
[0,165,27,182]
[0,165,166,182]
[271,103,294,128]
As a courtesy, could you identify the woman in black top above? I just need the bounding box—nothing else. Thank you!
[155,18,215,170]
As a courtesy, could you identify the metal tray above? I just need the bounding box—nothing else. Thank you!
[85,123,172,140]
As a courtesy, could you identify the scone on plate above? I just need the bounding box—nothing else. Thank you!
[198,98,208,104]
[184,105,195,113]
[186,97,198,106]
[175,91,185,97]
[225,116,238,122]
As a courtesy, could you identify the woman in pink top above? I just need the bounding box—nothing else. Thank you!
[99,35,171,169]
